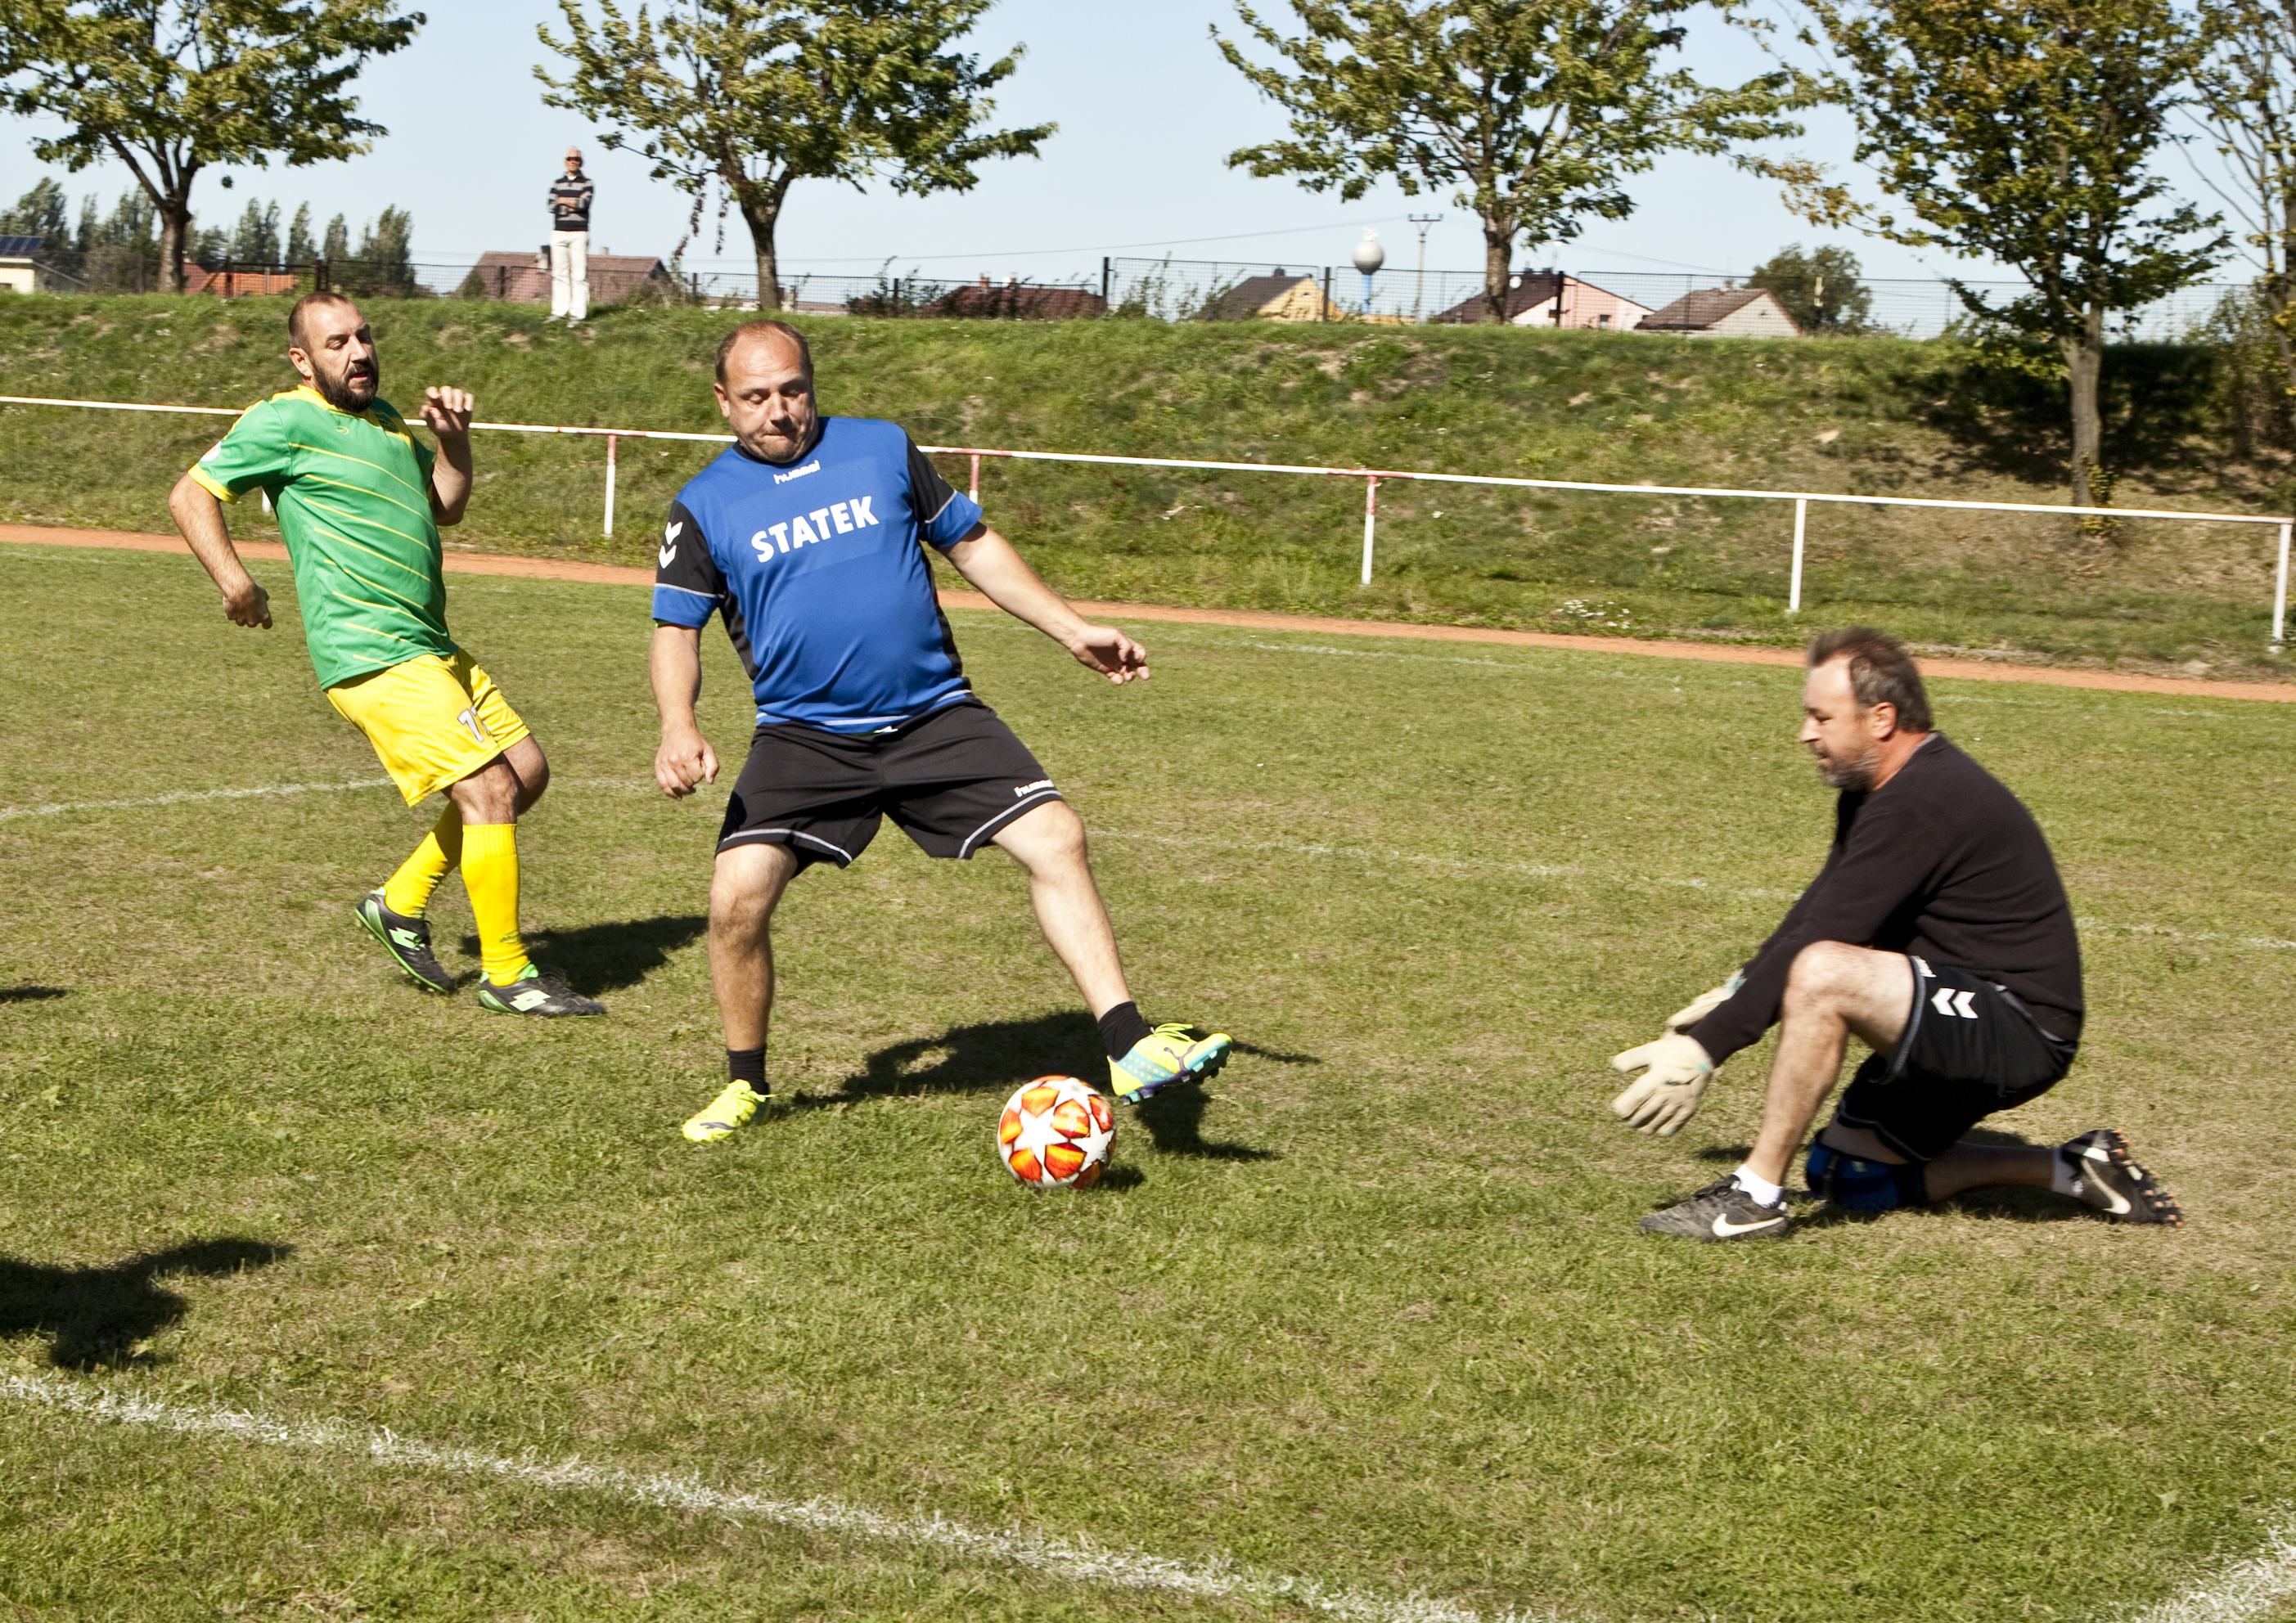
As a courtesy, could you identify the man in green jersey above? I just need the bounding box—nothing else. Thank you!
[166,291,601,1016]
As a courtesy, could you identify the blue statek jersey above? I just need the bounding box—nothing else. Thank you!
[651,416,984,733]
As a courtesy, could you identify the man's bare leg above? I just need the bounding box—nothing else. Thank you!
[990,801,1129,1018]
[709,841,801,1050]
[989,800,1231,1102]
[1742,942,1914,1188]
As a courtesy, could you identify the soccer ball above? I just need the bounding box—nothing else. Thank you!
[997,1076,1115,1189]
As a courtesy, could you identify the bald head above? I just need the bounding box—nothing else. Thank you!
[713,320,818,463]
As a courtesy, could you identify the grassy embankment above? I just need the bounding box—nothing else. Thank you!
[1,294,2289,673]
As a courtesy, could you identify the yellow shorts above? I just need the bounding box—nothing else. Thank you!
[326,650,532,806]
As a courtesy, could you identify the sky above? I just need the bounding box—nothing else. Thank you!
[0,0,2248,292]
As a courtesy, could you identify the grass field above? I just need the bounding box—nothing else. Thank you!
[2,296,2291,676]
[2,540,2294,1621]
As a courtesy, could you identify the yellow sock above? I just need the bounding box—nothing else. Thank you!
[381,807,463,917]
[460,822,532,985]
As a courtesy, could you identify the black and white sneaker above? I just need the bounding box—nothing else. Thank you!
[1641,1177,1791,1242]
[475,964,605,1018]
[354,889,453,994]
[2060,1129,2182,1225]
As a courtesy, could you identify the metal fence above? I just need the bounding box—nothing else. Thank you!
[19,248,2258,339]
[1102,256,2253,340]
[2,390,2286,650]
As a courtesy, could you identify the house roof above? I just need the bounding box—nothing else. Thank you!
[1636,285,1796,332]
[461,250,673,304]
[182,266,302,295]
[924,281,1107,319]
[1199,272,1325,321]
[0,235,43,259]
[1432,270,1649,324]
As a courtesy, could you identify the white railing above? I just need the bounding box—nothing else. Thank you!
[5,391,2289,650]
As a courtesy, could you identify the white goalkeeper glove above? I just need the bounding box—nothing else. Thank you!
[1609,1032,1717,1136]
[1664,971,1745,1032]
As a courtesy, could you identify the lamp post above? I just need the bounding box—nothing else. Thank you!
[1407,214,1442,321]
[1352,227,1384,316]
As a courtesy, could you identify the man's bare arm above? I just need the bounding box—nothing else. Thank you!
[651,623,719,798]
[167,471,272,628]
[943,525,1148,684]
[421,386,475,526]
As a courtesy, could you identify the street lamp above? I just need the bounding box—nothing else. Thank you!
[1408,213,1443,321]
[1352,227,1384,315]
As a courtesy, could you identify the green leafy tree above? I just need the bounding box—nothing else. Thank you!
[537,0,1054,311]
[321,212,349,263]
[2193,0,2296,450]
[0,0,422,293]
[1745,242,1873,334]
[229,198,280,263]
[284,201,315,264]
[80,187,156,290]
[340,204,416,294]
[1782,0,2224,507]
[0,177,69,241]
[1214,0,1806,323]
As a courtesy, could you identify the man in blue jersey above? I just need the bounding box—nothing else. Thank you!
[651,320,1232,1142]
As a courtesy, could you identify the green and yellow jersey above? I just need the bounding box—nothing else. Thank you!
[188,386,456,690]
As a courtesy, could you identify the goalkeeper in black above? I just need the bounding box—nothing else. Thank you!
[1609,626,2181,1240]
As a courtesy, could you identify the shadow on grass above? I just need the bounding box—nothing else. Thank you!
[459,914,705,996]
[799,1011,1291,1161]
[0,985,67,1004]
[0,1238,292,1369]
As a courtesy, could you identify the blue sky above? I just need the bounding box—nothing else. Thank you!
[0,0,2237,290]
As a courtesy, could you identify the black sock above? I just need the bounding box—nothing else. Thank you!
[727,1045,768,1093]
[1096,1001,1152,1060]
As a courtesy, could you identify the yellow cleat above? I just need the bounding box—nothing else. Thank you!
[1110,1023,1232,1104]
[682,1078,768,1144]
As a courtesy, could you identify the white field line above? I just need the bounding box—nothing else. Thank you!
[2127,1517,2296,1623]
[0,775,2287,952]
[0,1372,1542,1623]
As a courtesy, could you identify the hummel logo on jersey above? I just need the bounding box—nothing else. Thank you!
[1014,779,1055,797]
[750,496,879,560]
[660,519,683,569]
[1931,987,1979,1018]
[772,459,822,484]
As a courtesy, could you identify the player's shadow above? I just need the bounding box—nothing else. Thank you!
[0,985,67,1004]
[458,915,706,996]
[0,1238,291,1369]
[800,1012,1292,1162]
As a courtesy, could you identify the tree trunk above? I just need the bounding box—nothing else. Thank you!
[736,178,792,313]
[1480,219,1513,325]
[2060,301,2105,509]
[158,195,192,295]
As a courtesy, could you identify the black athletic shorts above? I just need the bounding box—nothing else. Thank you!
[1835,955,2079,1162]
[717,699,1061,869]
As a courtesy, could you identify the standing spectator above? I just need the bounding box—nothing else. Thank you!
[547,146,593,323]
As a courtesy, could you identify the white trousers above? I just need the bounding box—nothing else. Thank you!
[549,230,589,321]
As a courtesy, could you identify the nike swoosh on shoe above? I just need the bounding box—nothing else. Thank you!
[1712,1211,1786,1238]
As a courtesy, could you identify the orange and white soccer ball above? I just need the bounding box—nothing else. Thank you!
[997,1076,1115,1188]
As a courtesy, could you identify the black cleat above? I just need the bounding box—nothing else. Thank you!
[1641,1177,1792,1241]
[2060,1129,2182,1225]
[475,964,605,1018]
[355,889,453,994]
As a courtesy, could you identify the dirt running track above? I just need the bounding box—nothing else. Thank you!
[7,522,2292,705]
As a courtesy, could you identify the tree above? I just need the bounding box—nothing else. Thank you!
[1214,1,1806,323]
[0,0,422,293]
[321,212,349,263]
[340,205,416,294]
[1746,242,1873,334]
[0,177,69,241]
[2193,0,2296,448]
[1784,0,2225,507]
[537,0,1053,312]
[230,198,280,263]
[284,201,315,265]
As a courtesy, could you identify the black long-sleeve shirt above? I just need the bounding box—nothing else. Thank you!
[1686,733,2083,1063]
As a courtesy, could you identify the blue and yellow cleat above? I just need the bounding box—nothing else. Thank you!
[682,1078,768,1144]
[1110,1023,1232,1104]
